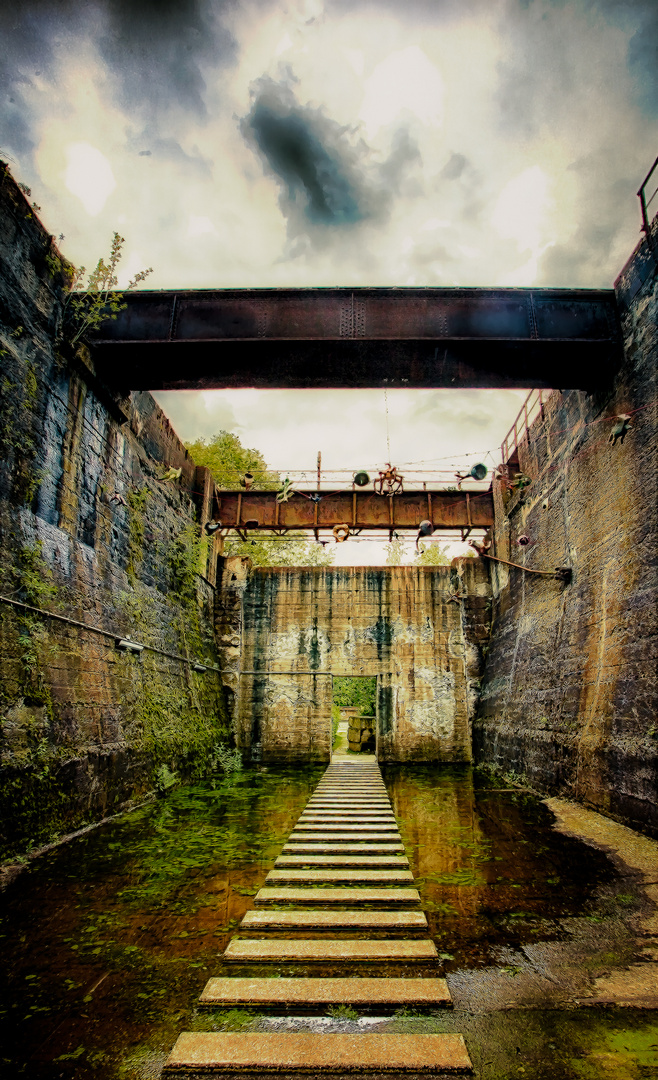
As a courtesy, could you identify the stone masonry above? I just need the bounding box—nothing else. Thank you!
[474,215,658,836]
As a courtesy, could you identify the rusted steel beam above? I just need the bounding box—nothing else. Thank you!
[90,287,621,390]
[215,490,494,531]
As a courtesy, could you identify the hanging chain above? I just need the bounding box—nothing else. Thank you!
[384,388,391,462]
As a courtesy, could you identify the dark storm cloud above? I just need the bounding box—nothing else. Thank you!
[0,0,239,163]
[243,80,365,226]
[97,0,235,123]
[242,79,424,233]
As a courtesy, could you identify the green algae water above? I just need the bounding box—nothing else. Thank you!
[1,764,656,1079]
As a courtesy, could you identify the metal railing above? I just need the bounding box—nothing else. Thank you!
[638,156,658,238]
[500,389,553,465]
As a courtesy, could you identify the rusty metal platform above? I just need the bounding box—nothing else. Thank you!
[215,489,493,533]
[91,286,620,390]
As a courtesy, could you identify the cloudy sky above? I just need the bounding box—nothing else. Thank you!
[2,0,656,561]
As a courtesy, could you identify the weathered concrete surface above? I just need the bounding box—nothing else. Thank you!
[282,843,404,854]
[223,938,438,962]
[164,1032,473,1073]
[274,855,409,867]
[0,166,229,860]
[217,561,491,764]
[239,910,426,929]
[199,976,447,1009]
[254,887,421,905]
[264,869,415,884]
[475,216,658,835]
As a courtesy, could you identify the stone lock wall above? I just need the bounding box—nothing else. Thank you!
[474,217,658,836]
[216,560,492,764]
[0,165,229,860]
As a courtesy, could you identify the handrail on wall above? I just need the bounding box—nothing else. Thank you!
[638,155,658,237]
[500,389,553,466]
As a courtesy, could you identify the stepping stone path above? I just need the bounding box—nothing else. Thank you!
[164,758,473,1075]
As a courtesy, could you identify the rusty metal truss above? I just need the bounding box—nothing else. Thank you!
[213,489,493,538]
[90,287,621,390]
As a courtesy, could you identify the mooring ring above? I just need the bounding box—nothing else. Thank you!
[332,523,350,542]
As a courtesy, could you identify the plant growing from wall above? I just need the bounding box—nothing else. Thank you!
[61,233,152,346]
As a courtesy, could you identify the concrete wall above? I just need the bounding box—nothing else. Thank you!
[474,218,658,836]
[216,560,492,764]
[0,164,229,860]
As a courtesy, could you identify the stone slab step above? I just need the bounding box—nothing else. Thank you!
[283,843,404,854]
[223,939,439,962]
[287,832,402,844]
[314,790,387,796]
[291,825,399,833]
[199,975,447,1009]
[306,799,392,806]
[298,817,396,824]
[239,910,427,930]
[255,887,421,906]
[300,811,395,818]
[165,1032,472,1073]
[275,855,409,868]
[265,869,414,885]
[316,782,385,788]
[313,790,384,799]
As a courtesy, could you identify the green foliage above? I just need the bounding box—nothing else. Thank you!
[207,742,242,775]
[167,520,203,601]
[155,764,179,793]
[385,536,405,565]
[63,232,152,346]
[224,534,334,567]
[333,676,376,716]
[185,429,333,566]
[414,542,450,565]
[126,487,149,582]
[15,542,57,607]
[327,1004,358,1020]
[184,430,278,490]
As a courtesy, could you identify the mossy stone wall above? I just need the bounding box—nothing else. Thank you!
[0,166,229,860]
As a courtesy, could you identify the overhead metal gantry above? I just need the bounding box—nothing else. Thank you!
[91,286,621,390]
[212,489,493,539]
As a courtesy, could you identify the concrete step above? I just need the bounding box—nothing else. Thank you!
[287,832,402,844]
[306,798,392,805]
[300,812,396,819]
[199,975,447,1009]
[311,790,384,799]
[298,812,395,820]
[275,855,409,867]
[265,869,414,885]
[304,806,392,812]
[255,887,421,905]
[238,910,427,930]
[165,1032,473,1073]
[283,842,404,854]
[223,938,439,963]
[291,824,401,833]
[316,781,385,786]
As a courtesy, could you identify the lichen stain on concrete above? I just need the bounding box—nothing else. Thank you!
[227,562,491,764]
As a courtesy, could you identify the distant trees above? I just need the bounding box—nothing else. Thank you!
[186,430,334,567]
[386,537,451,565]
[185,431,278,490]
[333,677,377,716]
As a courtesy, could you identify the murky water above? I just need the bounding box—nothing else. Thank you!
[1,765,656,1079]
